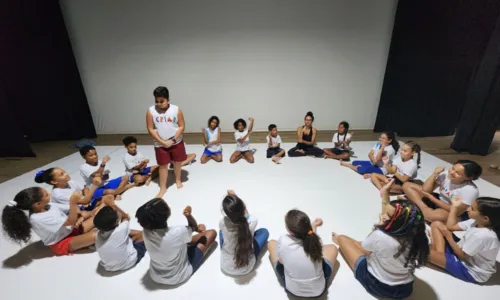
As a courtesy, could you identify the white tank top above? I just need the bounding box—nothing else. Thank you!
[149,104,183,147]
[205,127,222,152]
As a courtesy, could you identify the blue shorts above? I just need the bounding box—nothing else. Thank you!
[354,256,413,299]
[352,161,383,175]
[274,259,332,297]
[203,149,222,157]
[133,241,147,264]
[444,242,477,283]
[266,147,285,158]
[187,245,204,273]
[92,176,124,200]
[129,167,152,183]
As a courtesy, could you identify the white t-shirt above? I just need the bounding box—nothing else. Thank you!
[30,205,73,246]
[332,132,352,150]
[219,216,258,275]
[457,219,500,283]
[435,171,479,205]
[123,151,147,176]
[143,226,193,285]
[235,130,250,151]
[278,234,326,297]
[392,157,418,180]
[80,160,111,187]
[96,220,138,271]
[205,127,222,152]
[51,180,84,206]
[266,135,282,148]
[371,144,396,174]
[149,104,182,147]
[362,229,413,285]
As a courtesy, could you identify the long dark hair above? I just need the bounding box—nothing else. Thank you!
[383,131,400,154]
[34,168,55,185]
[222,195,253,268]
[476,197,500,240]
[2,187,43,244]
[405,141,422,168]
[136,198,171,230]
[338,121,350,143]
[376,200,429,271]
[456,160,482,180]
[285,209,323,262]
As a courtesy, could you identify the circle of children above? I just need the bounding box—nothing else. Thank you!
[2,86,500,300]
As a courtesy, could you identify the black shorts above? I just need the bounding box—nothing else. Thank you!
[266,147,284,158]
[330,148,350,155]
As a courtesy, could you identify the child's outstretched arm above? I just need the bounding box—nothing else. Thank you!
[248,117,254,132]
[183,206,199,233]
[381,179,395,216]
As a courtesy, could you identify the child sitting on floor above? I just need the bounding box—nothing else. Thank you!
[323,121,352,160]
[79,146,135,200]
[122,136,158,185]
[230,117,255,164]
[266,124,286,164]
[94,203,146,272]
[219,190,269,275]
[201,116,223,164]
[428,196,500,283]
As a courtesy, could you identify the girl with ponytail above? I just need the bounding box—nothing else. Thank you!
[428,196,500,283]
[333,180,429,299]
[341,131,399,178]
[219,190,269,275]
[2,187,100,256]
[268,209,338,298]
[371,141,422,194]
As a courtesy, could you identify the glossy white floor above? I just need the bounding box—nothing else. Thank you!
[1,142,499,300]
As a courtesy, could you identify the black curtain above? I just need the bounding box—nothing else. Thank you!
[451,14,500,155]
[0,0,96,156]
[374,0,500,137]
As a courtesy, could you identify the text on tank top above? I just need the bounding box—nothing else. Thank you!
[149,104,183,146]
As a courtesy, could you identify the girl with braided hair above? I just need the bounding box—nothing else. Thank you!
[371,141,422,194]
[219,190,269,275]
[333,180,429,299]
[267,209,338,298]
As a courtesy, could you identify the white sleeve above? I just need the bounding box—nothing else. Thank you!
[458,185,479,206]
[332,133,338,143]
[461,231,491,257]
[435,171,447,185]
[50,202,70,214]
[234,131,239,141]
[361,230,380,252]
[385,146,395,160]
[73,181,85,191]
[178,225,193,244]
[277,235,284,258]
[51,189,73,204]
[458,219,476,231]
[402,160,418,177]
[123,155,137,170]
[79,164,92,181]
[276,136,282,144]
[346,133,352,141]
[247,216,258,233]
[115,220,131,239]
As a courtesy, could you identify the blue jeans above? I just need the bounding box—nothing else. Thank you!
[354,256,413,299]
[219,228,270,258]
[352,161,383,175]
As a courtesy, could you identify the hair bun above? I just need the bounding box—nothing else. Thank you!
[34,170,45,183]
[306,111,313,117]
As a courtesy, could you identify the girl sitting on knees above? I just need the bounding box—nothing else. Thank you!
[2,187,102,256]
[323,121,352,160]
[35,168,104,212]
[268,209,338,298]
[136,199,217,285]
[371,141,421,194]
[428,196,500,283]
[219,190,269,275]
[288,112,324,158]
[230,117,255,164]
[403,160,481,222]
[341,131,399,178]
[332,180,429,299]
[201,116,223,164]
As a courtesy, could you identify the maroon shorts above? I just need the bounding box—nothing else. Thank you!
[155,142,187,165]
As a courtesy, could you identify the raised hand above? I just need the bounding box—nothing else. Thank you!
[183,206,192,216]
[227,189,236,196]
[70,191,83,204]
[434,166,445,175]
[102,155,111,164]
[312,218,323,227]
[451,196,463,208]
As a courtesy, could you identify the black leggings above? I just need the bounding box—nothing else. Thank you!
[288,146,324,157]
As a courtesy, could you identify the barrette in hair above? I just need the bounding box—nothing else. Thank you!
[385,204,403,230]
[36,170,45,177]
[307,230,313,236]
[8,200,17,207]
[392,207,411,234]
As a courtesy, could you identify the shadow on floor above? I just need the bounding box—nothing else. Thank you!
[2,241,54,268]
[483,262,500,286]
[149,169,190,189]
[140,241,217,290]
[407,276,438,300]
[222,244,269,285]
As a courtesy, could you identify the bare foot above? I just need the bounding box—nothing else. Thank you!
[363,174,371,179]
[156,189,167,199]
[145,177,152,186]
[115,195,122,201]
[176,181,184,189]
[332,232,340,245]
[340,161,349,167]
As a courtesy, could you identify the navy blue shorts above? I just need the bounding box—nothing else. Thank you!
[129,167,152,183]
[203,149,222,157]
[92,176,124,199]
[330,148,350,155]
[274,259,332,297]
[354,256,413,299]
[266,147,285,158]
[444,242,477,283]
[187,245,204,273]
[133,241,147,264]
